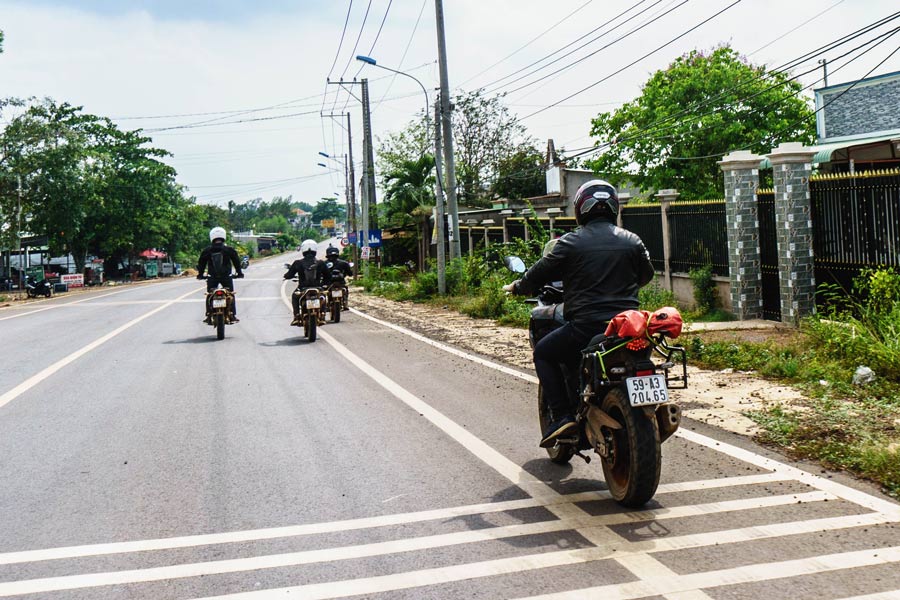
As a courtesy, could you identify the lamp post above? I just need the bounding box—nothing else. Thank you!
[356,54,447,293]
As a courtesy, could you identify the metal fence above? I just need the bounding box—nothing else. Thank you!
[667,200,729,276]
[756,189,781,320]
[620,204,665,271]
[810,168,900,293]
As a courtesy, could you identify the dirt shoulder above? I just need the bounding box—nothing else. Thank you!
[349,289,805,437]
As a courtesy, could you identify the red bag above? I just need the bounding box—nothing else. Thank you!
[604,310,650,339]
[647,306,683,338]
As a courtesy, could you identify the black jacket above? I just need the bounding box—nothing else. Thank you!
[515,219,655,323]
[198,242,243,278]
[284,255,328,288]
[323,258,353,284]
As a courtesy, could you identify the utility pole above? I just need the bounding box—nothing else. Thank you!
[16,175,24,279]
[819,58,829,87]
[433,99,446,294]
[345,113,359,277]
[435,0,460,259]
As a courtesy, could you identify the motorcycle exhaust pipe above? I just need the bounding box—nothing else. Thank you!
[657,403,681,443]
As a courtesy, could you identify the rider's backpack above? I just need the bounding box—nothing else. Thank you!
[209,250,229,277]
[300,261,320,287]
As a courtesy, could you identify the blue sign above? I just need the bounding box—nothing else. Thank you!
[354,230,382,248]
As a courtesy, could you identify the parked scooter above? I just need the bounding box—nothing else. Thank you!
[506,255,687,507]
[199,276,236,340]
[25,276,52,299]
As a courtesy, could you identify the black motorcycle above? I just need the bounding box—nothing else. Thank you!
[25,276,52,299]
[325,270,348,323]
[506,256,687,507]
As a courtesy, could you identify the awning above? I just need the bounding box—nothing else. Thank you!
[139,249,167,259]
[759,132,900,169]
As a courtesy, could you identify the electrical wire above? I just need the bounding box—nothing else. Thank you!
[373,0,429,112]
[328,0,355,81]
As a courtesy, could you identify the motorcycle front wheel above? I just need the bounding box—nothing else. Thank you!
[599,387,661,508]
[215,314,225,340]
[305,314,317,342]
[537,384,575,465]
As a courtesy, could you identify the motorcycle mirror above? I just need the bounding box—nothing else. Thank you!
[504,256,526,274]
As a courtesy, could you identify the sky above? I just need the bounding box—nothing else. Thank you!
[1,0,899,210]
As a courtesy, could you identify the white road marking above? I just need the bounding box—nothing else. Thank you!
[0,472,788,566]
[348,307,539,384]
[0,285,150,321]
[0,287,200,410]
[0,493,839,596]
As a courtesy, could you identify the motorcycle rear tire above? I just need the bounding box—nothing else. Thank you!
[305,314,317,342]
[331,304,341,323]
[537,384,575,465]
[599,387,661,508]
[216,314,225,340]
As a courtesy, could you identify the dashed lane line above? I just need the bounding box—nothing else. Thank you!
[0,286,200,411]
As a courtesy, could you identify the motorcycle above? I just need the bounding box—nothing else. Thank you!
[506,256,687,507]
[291,283,326,341]
[325,269,348,323]
[240,256,250,270]
[199,277,236,340]
[25,276,53,299]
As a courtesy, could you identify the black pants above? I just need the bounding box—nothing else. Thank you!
[291,286,317,316]
[533,321,606,417]
[207,276,236,316]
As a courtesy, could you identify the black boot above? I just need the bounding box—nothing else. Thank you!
[540,413,576,448]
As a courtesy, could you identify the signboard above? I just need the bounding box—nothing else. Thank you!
[26,266,45,280]
[144,262,159,277]
[321,219,336,228]
[61,273,84,288]
[360,246,371,260]
[21,235,49,248]
[355,229,382,248]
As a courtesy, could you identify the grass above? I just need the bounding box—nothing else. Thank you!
[688,322,900,499]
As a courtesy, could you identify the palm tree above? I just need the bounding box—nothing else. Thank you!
[381,154,435,271]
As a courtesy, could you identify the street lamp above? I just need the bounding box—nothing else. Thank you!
[356,54,447,293]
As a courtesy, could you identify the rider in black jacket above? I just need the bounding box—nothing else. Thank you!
[197,226,244,321]
[322,245,353,282]
[284,239,329,325]
[505,180,655,447]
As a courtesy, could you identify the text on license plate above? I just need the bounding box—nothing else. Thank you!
[212,299,227,308]
[625,374,669,406]
[332,290,343,297]
[306,299,320,308]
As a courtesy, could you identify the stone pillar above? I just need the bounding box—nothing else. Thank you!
[767,142,817,325]
[500,210,513,244]
[718,151,765,320]
[482,219,494,249]
[655,189,679,291]
[521,209,532,242]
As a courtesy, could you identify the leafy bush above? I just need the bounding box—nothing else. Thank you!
[689,264,718,314]
[639,281,678,311]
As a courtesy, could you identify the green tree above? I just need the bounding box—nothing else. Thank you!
[311,197,345,224]
[381,154,435,269]
[492,145,545,201]
[586,46,816,199]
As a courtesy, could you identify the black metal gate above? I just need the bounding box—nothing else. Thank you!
[756,189,781,321]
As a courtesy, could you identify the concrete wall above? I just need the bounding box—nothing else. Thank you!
[656,273,732,312]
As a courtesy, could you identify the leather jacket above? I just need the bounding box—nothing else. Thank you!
[514,219,655,323]
[284,255,328,288]
[323,258,353,284]
[198,242,243,279]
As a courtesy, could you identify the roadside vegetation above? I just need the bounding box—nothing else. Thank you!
[687,267,900,499]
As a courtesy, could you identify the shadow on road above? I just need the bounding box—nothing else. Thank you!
[258,337,310,347]
[163,336,225,344]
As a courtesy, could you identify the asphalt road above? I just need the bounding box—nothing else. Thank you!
[1,252,898,600]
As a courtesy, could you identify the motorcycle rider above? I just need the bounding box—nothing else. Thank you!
[323,245,353,309]
[284,239,329,325]
[503,180,655,448]
[197,226,244,322]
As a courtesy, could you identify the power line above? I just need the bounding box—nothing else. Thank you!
[352,0,394,80]
[373,0,428,112]
[144,109,320,133]
[748,0,845,57]
[327,0,355,81]
[338,0,374,81]
[459,0,596,87]
[521,0,744,120]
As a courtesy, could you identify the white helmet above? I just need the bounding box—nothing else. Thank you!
[209,226,227,242]
[300,239,318,255]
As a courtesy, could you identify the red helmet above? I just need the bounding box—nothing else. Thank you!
[573,180,618,225]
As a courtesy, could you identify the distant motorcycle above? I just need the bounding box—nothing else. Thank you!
[325,270,348,323]
[25,276,52,299]
[199,277,236,340]
[240,256,250,270]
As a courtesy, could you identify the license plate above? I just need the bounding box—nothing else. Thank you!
[306,299,320,309]
[332,290,343,297]
[212,299,227,308]
[626,374,669,407]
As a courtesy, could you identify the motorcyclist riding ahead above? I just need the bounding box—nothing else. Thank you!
[504,180,655,448]
[323,245,353,283]
[197,226,244,322]
[284,239,329,326]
